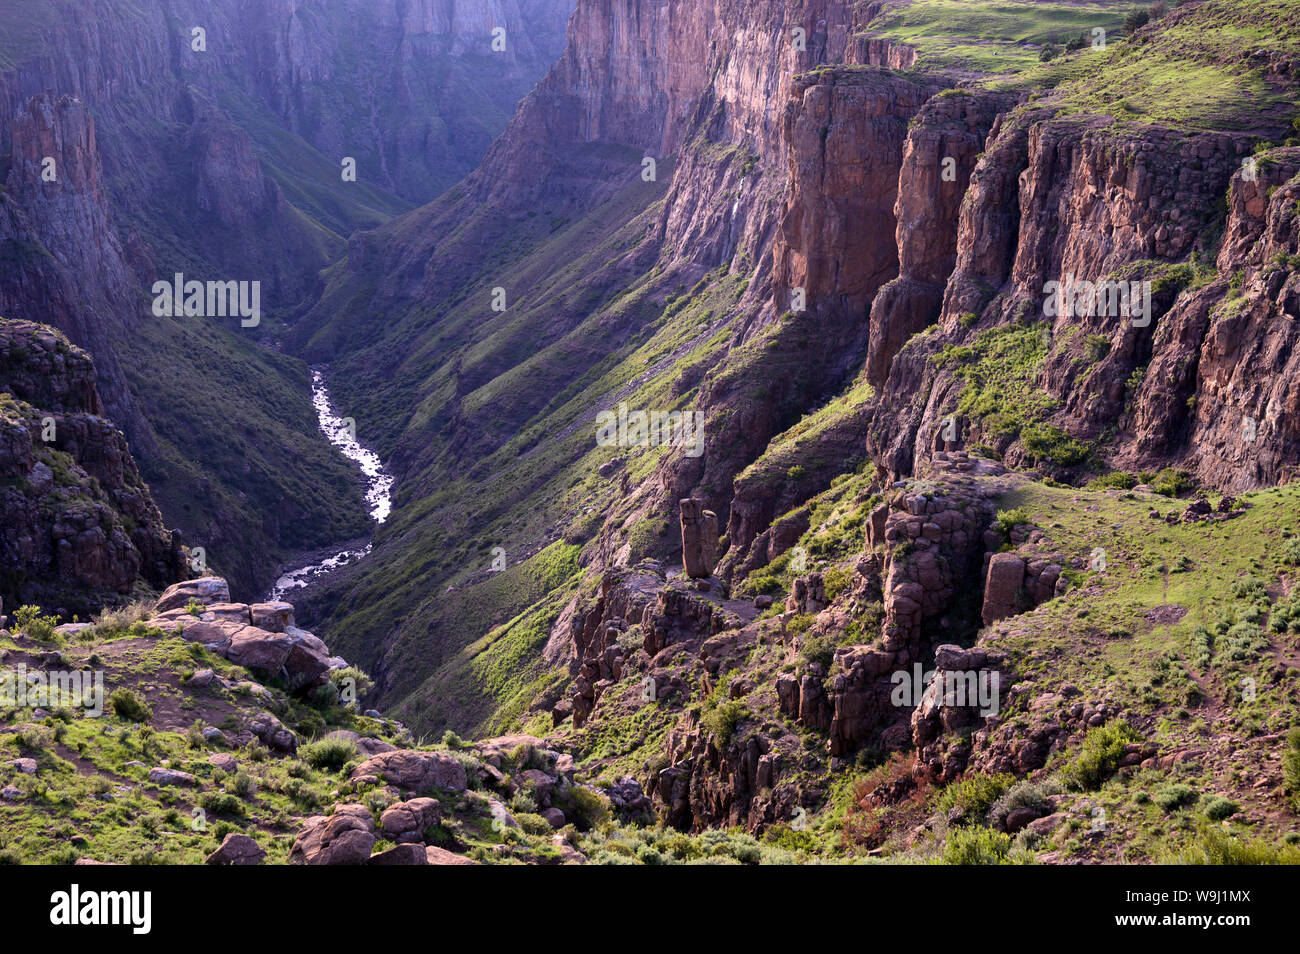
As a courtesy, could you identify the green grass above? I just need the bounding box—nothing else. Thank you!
[862,0,1129,74]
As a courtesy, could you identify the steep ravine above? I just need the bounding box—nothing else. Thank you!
[266,370,394,603]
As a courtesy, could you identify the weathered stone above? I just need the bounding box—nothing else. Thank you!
[350,750,468,794]
[680,498,719,578]
[205,832,265,865]
[981,552,1025,625]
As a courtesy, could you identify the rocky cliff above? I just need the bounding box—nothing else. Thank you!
[0,319,183,617]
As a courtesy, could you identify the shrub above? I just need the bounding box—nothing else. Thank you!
[995,507,1031,537]
[1086,471,1138,491]
[701,691,748,747]
[1124,7,1150,33]
[938,773,1015,822]
[1202,796,1239,821]
[1161,827,1300,864]
[108,689,152,723]
[989,780,1057,830]
[199,791,244,817]
[942,827,1014,865]
[560,785,610,832]
[14,605,58,642]
[822,565,852,603]
[300,736,358,771]
[1020,422,1091,467]
[1150,467,1193,497]
[1059,720,1140,790]
[1152,783,1196,812]
[1083,333,1111,362]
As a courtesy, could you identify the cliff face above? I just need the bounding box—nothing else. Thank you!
[0,94,139,434]
[0,0,573,204]
[0,319,183,617]
[863,109,1292,491]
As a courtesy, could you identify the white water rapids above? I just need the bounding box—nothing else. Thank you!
[265,370,393,602]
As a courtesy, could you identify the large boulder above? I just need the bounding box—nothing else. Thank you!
[350,750,468,794]
[425,846,477,865]
[282,626,331,690]
[250,602,295,632]
[225,627,293,673]
[379,797,442,842]
[204,832,266,865]
[154,577,231,613]
[289,804,375,865]
[368,843,429,865]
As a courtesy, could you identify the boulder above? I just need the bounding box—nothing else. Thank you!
[379,797,441,840]
[204,603,252,624]
[249,713,297,753]
[350,750,468,794]
[205,833,265,865]
[369,843,428,865]
[154,577,231,613]
[249,602,295,632]
[425,846,478,865]
[226,627,293,673]
[209,753,238,773]
[290,804,376,865]
[282,627,331,690]
[147,768,196,787]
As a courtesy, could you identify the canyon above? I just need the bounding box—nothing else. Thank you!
[1,0,1300,866]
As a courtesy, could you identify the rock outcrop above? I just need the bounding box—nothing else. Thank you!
[0,319,183,616]
[679,498,719,578]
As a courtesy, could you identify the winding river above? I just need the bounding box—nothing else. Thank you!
[265,370,393,602]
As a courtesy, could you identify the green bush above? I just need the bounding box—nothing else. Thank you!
[13,605,58,642]
[1020,422,1092,467]
[701,691,748,747]
[108,689,152,723]
[1059,721,1140,790]
[942,827,1015,865]
[300,736,358,771]
[938,773,1015,822]
[822,565,852,603]
[1152,783,1196,812]
[1202,796,1239,821]
[1150,467,1193,497]
[1161,827,1300,864]
[989,780,1056,830]
[1086,471,1138,491]
[995,507,1031,537]
[1124,7,1150,33]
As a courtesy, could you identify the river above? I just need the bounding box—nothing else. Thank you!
[265,370,393,602]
